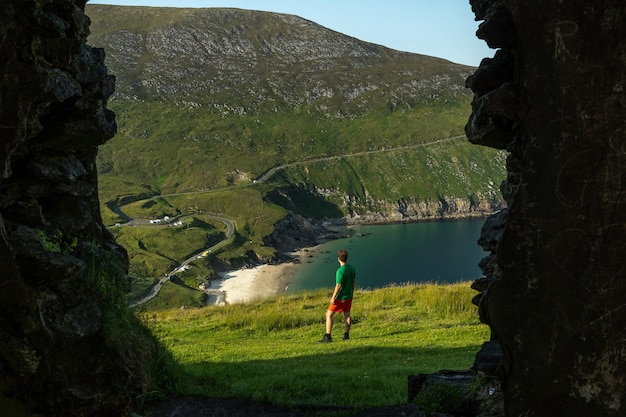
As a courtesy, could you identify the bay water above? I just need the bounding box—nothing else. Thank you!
[286,219,487,292]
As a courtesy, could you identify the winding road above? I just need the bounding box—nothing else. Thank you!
[118,135,463,307]
[126,214,235,307]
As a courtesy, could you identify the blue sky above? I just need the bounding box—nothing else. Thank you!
[87,0,493,67]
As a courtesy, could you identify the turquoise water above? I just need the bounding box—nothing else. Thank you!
[286,219,487,292]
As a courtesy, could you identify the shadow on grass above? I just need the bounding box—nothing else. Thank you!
[264,185,344,219]
[177,344,481,409]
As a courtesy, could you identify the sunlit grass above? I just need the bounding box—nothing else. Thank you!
[139,282,488,410]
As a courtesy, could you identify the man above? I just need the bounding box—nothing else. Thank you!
[319,249,356,343]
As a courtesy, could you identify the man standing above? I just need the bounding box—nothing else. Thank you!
[319,249,356,343]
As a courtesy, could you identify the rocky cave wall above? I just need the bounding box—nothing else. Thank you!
[0,1,153,416]
[468,1,626,416]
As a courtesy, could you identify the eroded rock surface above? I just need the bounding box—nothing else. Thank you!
[469,1,626,416]
[0,1,155,415]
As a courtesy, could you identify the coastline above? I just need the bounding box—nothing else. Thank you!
[209,248,320,305]
[207,213,497,306]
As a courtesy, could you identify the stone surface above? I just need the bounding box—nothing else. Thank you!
[468,1,626,416]
[0,1,155,416]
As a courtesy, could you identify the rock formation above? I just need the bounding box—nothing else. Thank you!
[468,1,626,416]
[0,1,161,415]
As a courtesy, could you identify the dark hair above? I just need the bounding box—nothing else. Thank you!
[338,249,348,262]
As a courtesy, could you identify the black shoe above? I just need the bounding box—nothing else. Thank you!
[342,332,350,340]
[318,334,332,343]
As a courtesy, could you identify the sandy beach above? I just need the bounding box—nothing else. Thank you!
[209,249,314,305]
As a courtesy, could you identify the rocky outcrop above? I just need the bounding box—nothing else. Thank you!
[262,191,504,255]
[263,213,339,251]
[0,1,160,415]
[342,195,504,224]
[313,185,503,224]
[467,1,626,416]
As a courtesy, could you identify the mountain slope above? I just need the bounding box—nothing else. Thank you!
[87,5,471,115]
[86,5,505,267]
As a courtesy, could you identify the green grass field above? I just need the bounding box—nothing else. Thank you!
[138,282,488,413]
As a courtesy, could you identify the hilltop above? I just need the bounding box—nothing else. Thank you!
[86,5,471,113]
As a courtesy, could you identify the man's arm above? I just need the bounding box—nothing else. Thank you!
[331,283,341,303]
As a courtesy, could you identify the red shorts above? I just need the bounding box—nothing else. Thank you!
[328,298,352,313]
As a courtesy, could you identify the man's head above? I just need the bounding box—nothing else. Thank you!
[338,249,348,263]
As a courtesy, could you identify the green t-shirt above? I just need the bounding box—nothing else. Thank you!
[335,264,356,300]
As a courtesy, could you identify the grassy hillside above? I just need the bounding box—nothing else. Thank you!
[87,5,503,212]
[85,9,493,413]
[138,283,489,413]
[97,100,477,200]
[87,5,505,286]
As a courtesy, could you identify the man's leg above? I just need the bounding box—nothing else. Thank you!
[343,311,351,339]
[325,309,335,335]
[319,309,335,342]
